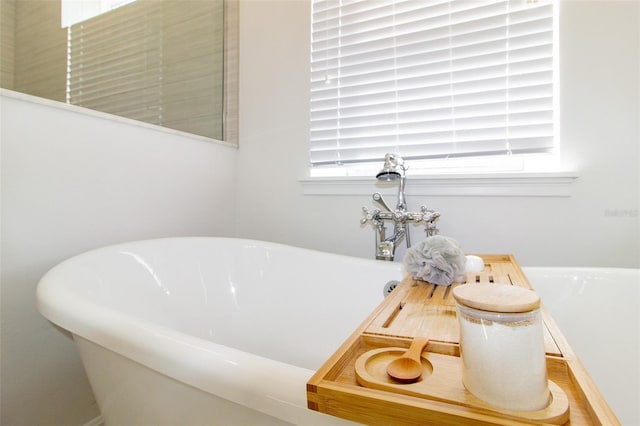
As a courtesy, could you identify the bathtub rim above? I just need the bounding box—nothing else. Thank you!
[521,265,640,288]
[522,265,639,273]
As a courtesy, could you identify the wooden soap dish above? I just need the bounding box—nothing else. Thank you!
[355,347,570,425]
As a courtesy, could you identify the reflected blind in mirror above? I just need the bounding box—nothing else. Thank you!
[310,0,556,167]
[67,0,224,140]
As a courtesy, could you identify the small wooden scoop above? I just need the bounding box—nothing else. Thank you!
[386,336,430,383]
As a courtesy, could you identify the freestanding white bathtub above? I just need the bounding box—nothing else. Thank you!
[37,238,639,425]
[37,238,402,426]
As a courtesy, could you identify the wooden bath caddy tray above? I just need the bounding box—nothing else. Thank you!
[307,255,619,425]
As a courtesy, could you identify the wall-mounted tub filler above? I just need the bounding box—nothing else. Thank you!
[361,154,440,261]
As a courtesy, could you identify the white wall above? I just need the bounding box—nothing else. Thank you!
[0,91,237,425]
[235,0,639,268]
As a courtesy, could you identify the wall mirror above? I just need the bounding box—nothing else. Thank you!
[0,0,238,145]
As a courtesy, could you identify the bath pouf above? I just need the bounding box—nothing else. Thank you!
[403,235,466,286]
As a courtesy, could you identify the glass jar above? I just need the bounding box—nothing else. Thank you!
[453,283,550,412]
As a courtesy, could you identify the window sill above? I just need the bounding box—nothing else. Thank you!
[301,171,579,197]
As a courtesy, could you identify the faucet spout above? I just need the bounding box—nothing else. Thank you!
[376,223,407,261]
[376,241,395,261]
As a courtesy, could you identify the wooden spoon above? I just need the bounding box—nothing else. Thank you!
[386,336,429,383]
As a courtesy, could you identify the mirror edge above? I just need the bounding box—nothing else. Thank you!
[223,0,239,146]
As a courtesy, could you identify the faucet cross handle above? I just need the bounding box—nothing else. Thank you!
[419,206,440,221]
[361,206,381,225]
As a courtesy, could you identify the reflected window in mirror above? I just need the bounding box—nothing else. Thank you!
[0,0,237,144]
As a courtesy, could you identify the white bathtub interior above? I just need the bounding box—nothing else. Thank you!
[524,267,640,426]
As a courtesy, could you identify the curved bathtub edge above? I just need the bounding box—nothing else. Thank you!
[37,262,358,426]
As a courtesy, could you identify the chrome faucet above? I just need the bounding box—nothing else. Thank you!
[361,154,440,261]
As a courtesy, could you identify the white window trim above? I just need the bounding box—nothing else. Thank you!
[302,151,578,197]
[301,171,578,197]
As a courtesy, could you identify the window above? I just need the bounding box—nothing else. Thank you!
[309,0,557,176]
[61,0,136,28]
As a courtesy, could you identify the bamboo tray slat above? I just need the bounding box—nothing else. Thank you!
[307,255,620,425]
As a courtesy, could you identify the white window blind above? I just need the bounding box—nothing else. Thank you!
[67,0,224,139]
[310,0,556,168]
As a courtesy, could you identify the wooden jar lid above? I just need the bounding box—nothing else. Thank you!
[452,283,540,313]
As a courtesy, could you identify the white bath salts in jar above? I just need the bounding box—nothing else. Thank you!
[453,283,550,412]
